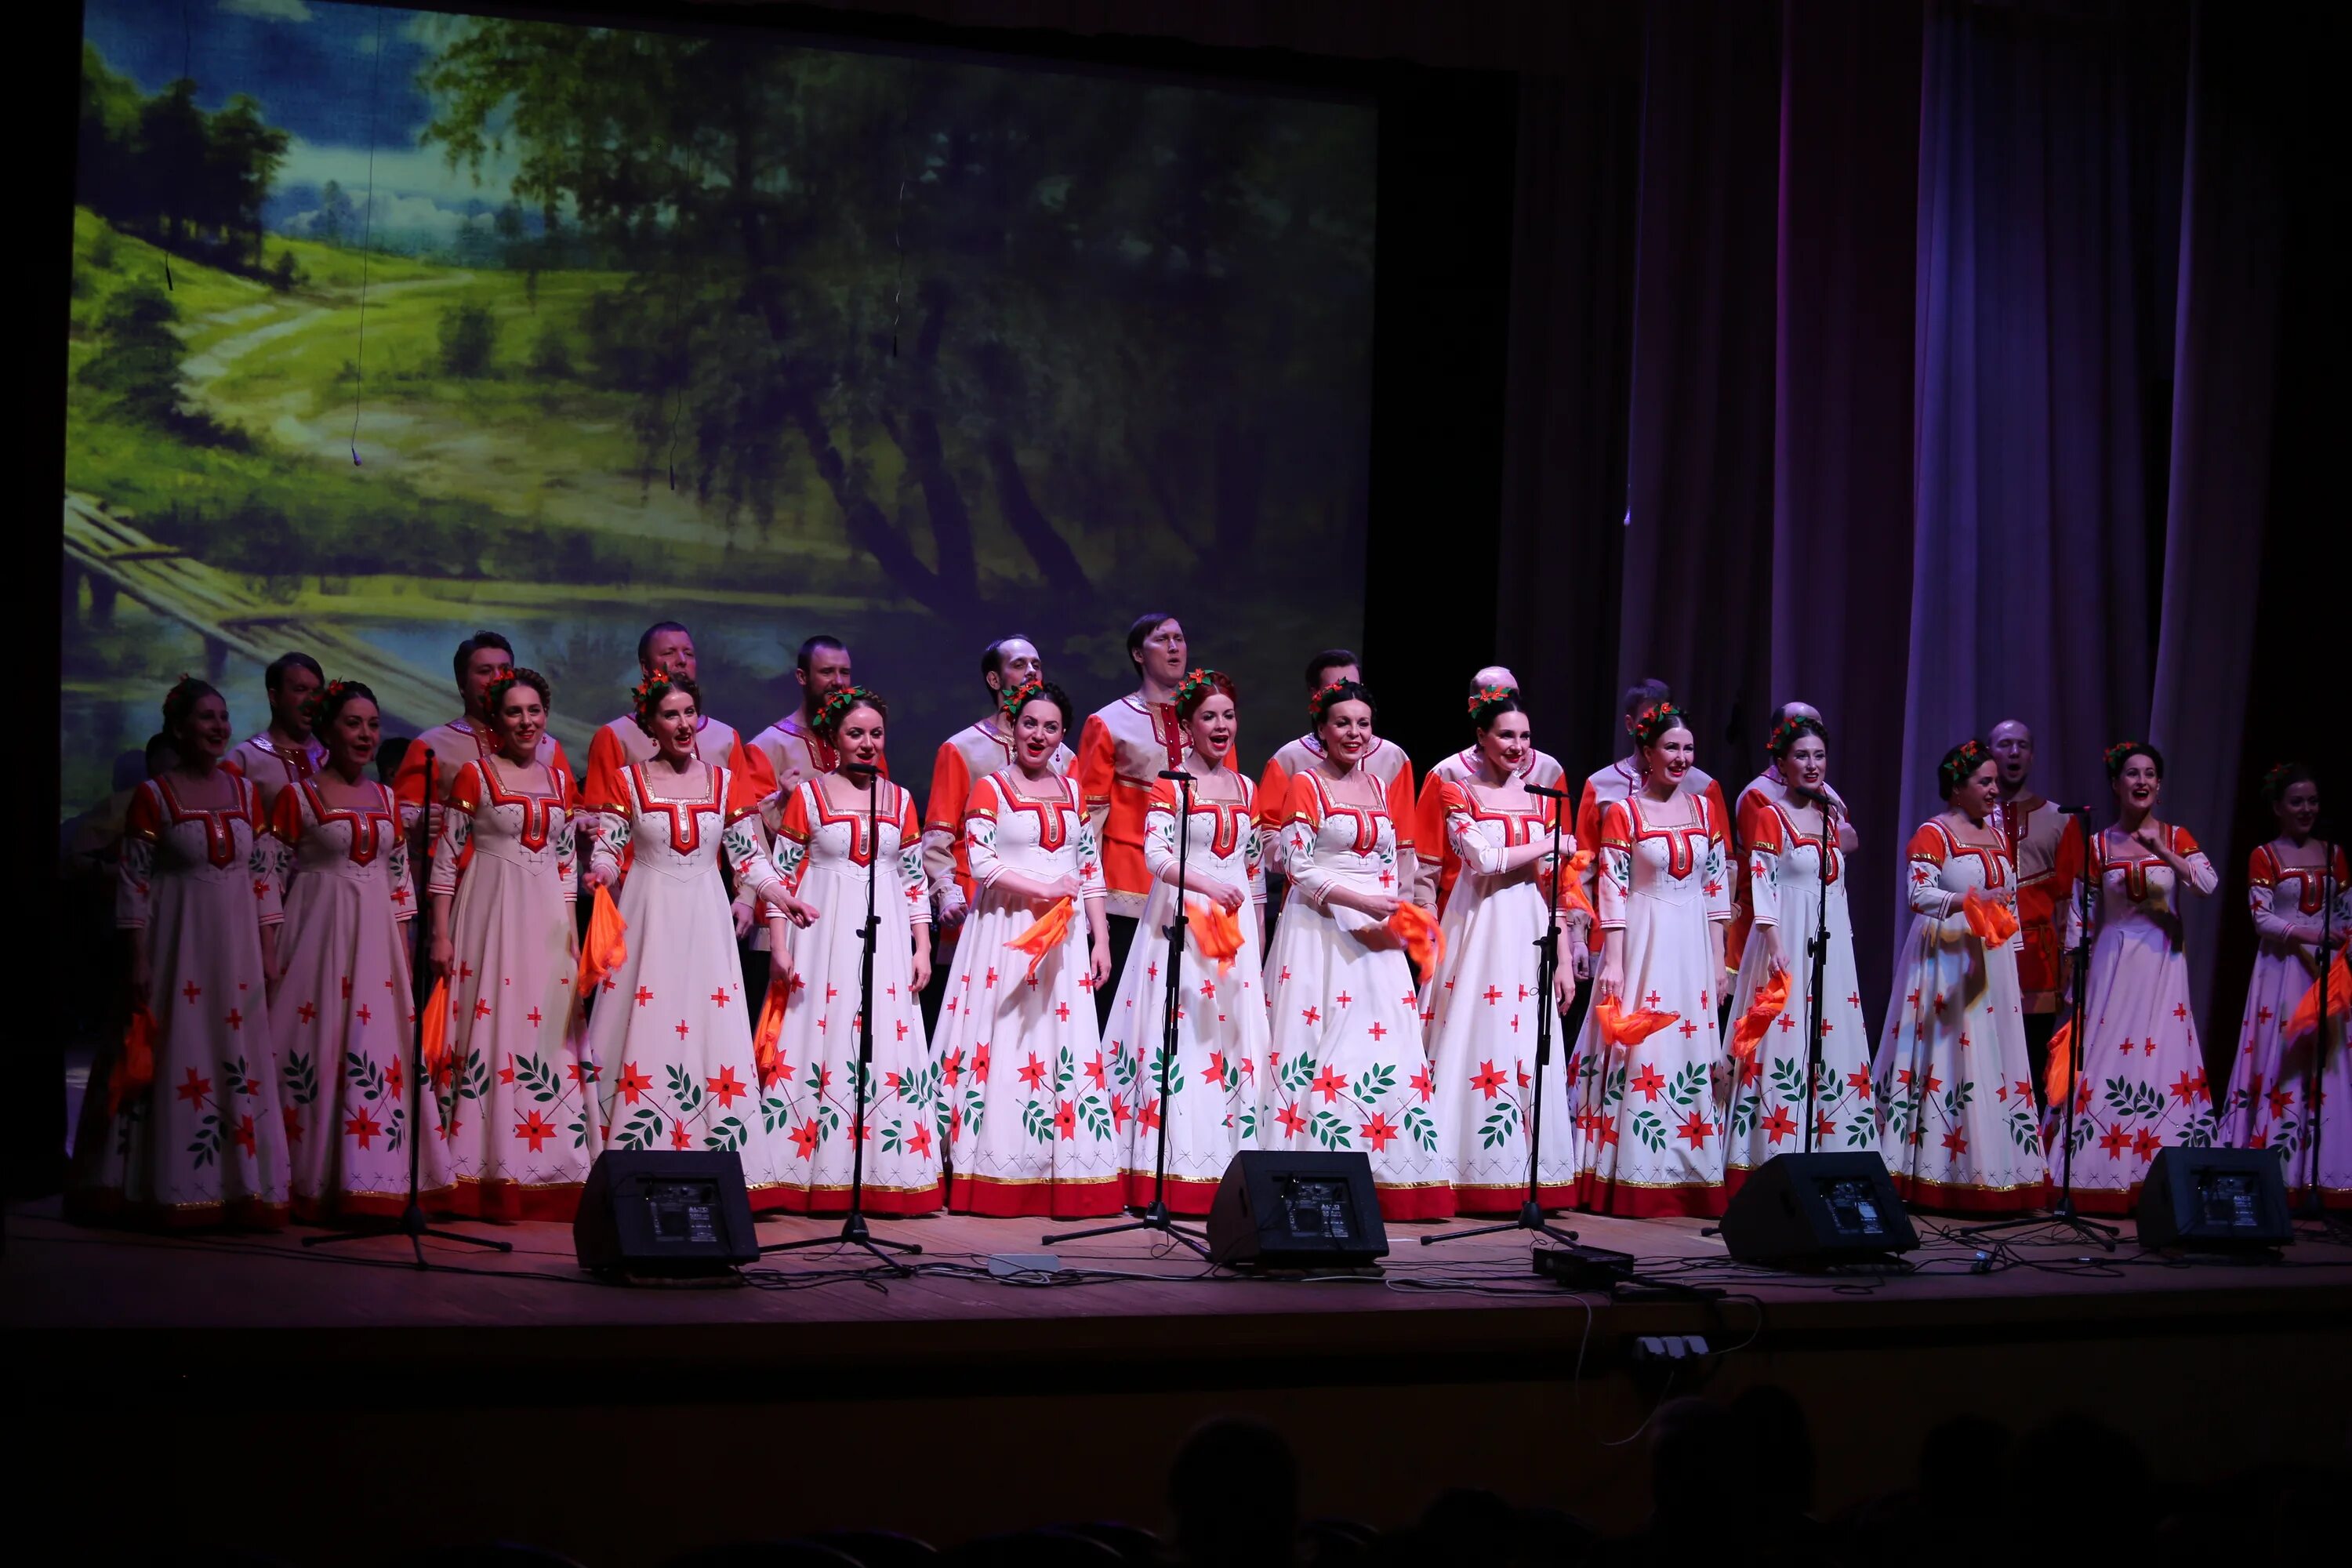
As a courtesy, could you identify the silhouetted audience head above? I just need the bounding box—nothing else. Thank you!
[1168,1417,1298,1567]
[1728,1385,1815,1516]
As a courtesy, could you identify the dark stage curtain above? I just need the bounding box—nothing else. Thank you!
[1496,0,2315,1064]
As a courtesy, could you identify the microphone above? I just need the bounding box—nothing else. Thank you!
[2053,803,2092,816]
[1526,783,1570,800]
[1158,768,1196,782]
[838,760,880,779]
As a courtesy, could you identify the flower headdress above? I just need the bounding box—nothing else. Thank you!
[630,669,683,726]
[814,684,884,741]
[1467,683,1519,726]
[1174,667,1232,721]
[2260,760,2310,806]
[1630,702,1687,750]
[1937,739,1991,799]
[161,673,219,734]
[1766,713,1826,760]
[2103,739,2158,780]
[999,678,1048,724]
[303,677,360,728]
[1308,679,1371,727]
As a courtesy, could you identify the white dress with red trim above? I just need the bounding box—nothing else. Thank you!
[936,771,1118,1218]
[393,717,568,849]
[1421,782,1577,1214]
[764,779,940,1214]
[1723,799,1873,1191]
[587,763,798,1204]
[1105,767,1269,1214]
[2222,844,2351,1206]
[1873,821,2045,1211]
[270,779,445,1220]
[2045,824,2220,1213]
[71,774,291,1228]
[1568,793,1734,1218]
[1571,757,1726,957]
[1415,745,1565,914]
[920,720,1073,946]
[430,758,598,1220]
[1259,771,1446,1221]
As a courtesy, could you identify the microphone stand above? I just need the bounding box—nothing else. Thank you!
[764,761,919,1273]
[1048,767,1209,1256]
[307,746,514,1269]
[1423,779,1584,1250]
[1801,793,1836,1154]
[1965,807,2116,1249]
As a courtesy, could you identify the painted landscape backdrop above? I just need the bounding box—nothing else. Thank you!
[60,0,1374,816]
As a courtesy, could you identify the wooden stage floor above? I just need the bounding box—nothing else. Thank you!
[10,1198,2351,1562]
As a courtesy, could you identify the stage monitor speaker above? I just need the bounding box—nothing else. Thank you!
[1719,1151,1918,1268]
[2136,1146,2292,1250]
[573,1150,760,1279]
[1207,1151,1389,1270]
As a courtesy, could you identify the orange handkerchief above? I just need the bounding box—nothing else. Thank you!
[579,884,629,995]
[1546,850,1597,924]
[1387,901,1445,973]
[1008,896,1075,983]
[2284,944,2351,1044]
[107,1004,159,1116]
[419,978,452,1078]
[753,984,788,1091]
[1595,996,1679,1048]
[2044,1018,2075,1105]
[1730,971,1791,1060]
[1190,899,1243,977]
[1963,887,2020,944]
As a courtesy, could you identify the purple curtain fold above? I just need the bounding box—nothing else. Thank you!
[2149,0,2288,1047]
[1769,0,1922,995]
[1618,0,1783,768]
[1896,0,2184,950]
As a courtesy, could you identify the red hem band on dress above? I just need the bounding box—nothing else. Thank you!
[2285,1185,2352,1212]
[1889,1173,2049,1215]
[1573,1177,1726,1220]
[441,1176,585,1222]
[290,1189,452,1225]
[762,1182,944,1217]
[2063,1184,2144,1217]
[1446,1181,1579,1216]
[1120,1170,1223,1214]
[947,1172,1125,1218]
[1374,1184,1457,1223]
[64,1189,292,1231]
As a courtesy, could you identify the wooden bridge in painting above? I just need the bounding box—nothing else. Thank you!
[60,492,591,753]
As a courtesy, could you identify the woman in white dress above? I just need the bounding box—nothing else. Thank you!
[764,686,942,1214]
[1105,669,1268,1214]
[2050,742,2219,1213]
[428,669,598,1220]
[1570,702,1734,1218]
[269,679,445,1220]
[938,681,1120,1218]
[71,677,292,1228]
[1259,680,1446,1220]
[1723,714,1874,1191]
[583,672,812,1208]
[1423,686,1579,1215]
[1874,740,2046,1212]
[2223,764,2350,1205]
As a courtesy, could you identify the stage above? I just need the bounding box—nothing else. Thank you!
[9,1198,2350,1565]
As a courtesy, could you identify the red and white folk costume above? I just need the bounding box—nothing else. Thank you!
[586,763,800,1204]
[429,757,599,1220]
[1874,822,2045,1210]
[922,720,1074,928]
[71,775,291,1227]
[1421,781,1578,1214]
[1259,732,1416,907]
[1259,772,1445,1220]
[736,717,878,948]
[1569,793,1734,1218]
[224,731,326,814]
[583,713,753,843]
[1105,768,1269,1213]
[764,779,940,1214]
[1572,757,1725,953]
[1724,771,1852,974]
[1417,745,1565,914]
[2049,825,2220,1212]
[1997,794,2084,1018]
[1080,696,1240,924]
[1723,797,1872,1191]
[937,771,1118,1218]
[2224,844,2352,1204]
[393,717,572,848]
[270,779,445,1220]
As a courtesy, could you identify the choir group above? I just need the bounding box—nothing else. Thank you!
[67,614,2349,1233]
